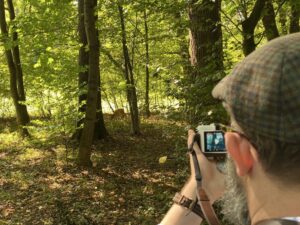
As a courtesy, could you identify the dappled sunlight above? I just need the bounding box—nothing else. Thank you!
[0,0,294,222]
[6,170,34,191]
[0,117,188,224]
[17,148,48,161]
[0,132,22,149]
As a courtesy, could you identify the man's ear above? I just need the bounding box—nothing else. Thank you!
[225,132,254,176]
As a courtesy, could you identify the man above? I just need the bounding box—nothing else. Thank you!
[159,33,300,225]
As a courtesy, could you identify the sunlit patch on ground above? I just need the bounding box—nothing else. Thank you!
[0,118,188,224]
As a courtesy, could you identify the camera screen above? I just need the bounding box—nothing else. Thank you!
[204,131,226,153]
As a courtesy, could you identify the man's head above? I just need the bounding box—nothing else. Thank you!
[212,33,300,224]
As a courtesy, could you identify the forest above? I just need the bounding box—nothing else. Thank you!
[0,0,299,224]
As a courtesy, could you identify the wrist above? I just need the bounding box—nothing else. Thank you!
[186,177,221,204]
[180,177,197,200]
[172,192,205,219]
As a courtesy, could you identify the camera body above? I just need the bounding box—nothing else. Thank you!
[196,124,226,155]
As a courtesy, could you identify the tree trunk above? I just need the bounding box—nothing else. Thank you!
[76,0,89,138]
[262,0,279,40]
[289,0,300,33]
[94,66,108,139]
[76,0,108,141]
[188,0,223,71]
[187,0,224,123]
[118,4,141,135]
[7,0,30,125]
[102,89,115,113]
[279,3,288,35]
[111,88,119,109]
[241,0,266,55]
[174,11,191,76]
[144,8,150,118]
[173,10,192,121]
[78,0,102,167]
[94,9,108,139]
[0,0,30,136]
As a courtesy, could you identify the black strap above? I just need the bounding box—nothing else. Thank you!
[190,148,202,182]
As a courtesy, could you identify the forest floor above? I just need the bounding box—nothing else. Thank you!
[0,116,190,225]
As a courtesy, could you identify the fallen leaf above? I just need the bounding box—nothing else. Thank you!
[159,156,167,164]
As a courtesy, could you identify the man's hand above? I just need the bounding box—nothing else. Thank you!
[158,129,226,225]
[187,129,225,203]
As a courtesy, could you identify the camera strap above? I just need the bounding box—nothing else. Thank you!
[189,136,221,225]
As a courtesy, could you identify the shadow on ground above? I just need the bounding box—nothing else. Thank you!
[0,117,189,225]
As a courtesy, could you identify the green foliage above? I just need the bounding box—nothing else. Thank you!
[0,0,294,125]
[0,0,296,223]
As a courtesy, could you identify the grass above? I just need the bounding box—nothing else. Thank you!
[0,116,190,225]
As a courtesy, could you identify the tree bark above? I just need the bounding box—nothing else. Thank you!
[78,0,103,167]
[174,11,190,76]
[102,89,115,113]
[94,4,108,139]
[278,3,288,35]
[188,0,223,71]
[241,0,267,55]
[77,0,89,131]
[118,4,141,135]
[75,0,108,141]
[187,0,224,123]
[262,0,279,40]
[0,0,30,136]
[94,67,108,139]
[144,8,150,118]
[289,0,300,33]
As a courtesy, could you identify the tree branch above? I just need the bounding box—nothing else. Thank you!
[243,0,267,31]
[220,8,243,33]
[101,46,125,74]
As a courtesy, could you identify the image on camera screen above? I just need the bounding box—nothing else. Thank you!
[204,131,226,152]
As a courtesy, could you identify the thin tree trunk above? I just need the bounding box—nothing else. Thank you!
[102,89,114,113]
[279,3,288,35]
[111,88,119,109]
[131,13,138,69]
[94,23,108,139]
[173,10,192,120]
[119,92,125,109]
[78,0,101,167]
[144,8,150,118]
[7,0,29,110]
[76,0,108,141]
[0,0,30,136]
[174,10,191,76]
[241,0,267,55]
[76,0,89,138]
[262,0,279,40]
[290,0,300,33]
[118,4,141,135]
[8,0,30,126]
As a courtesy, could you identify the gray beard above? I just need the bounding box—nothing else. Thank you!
[219,159,250,225]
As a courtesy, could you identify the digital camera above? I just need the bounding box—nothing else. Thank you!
[196,124,226,155]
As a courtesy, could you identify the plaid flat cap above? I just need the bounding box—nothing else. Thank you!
[212,33,300,143]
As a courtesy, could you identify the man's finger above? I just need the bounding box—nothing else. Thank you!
[192,140,211,166]
[187,129,196,148]
[187,130,203,155]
